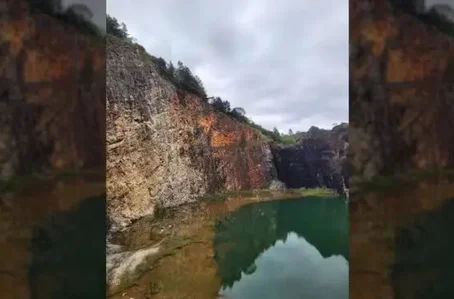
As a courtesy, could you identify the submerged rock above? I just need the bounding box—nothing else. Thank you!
[107,244,160,293]
[268,179,286,191]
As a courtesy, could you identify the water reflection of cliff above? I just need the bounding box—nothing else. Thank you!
[0,178,105,299]
[392,198,454,299]
[28,195,106,299]
[213,197,348,288]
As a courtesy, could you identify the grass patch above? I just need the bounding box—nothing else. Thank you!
[198,192,229,203]
[198,189,273,202]
[287,187,339,197]
[198,187,339,203]
[354,176,410,194]
[353,169,454,195]
[0,168,95,194]
[0,175,36,194]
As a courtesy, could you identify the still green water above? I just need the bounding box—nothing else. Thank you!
[0,176,106,299]
[213,197,349,299]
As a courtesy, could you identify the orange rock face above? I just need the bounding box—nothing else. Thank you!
[350,0,454,181]
[171,93,275,191]
[0,1,105,177]
[106,36,276,228]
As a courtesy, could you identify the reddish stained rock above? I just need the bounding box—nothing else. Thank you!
[106,35,276,229]
[0,1,105,177]
[350,0,454,181]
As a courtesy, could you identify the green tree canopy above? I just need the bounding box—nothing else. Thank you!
[107,15,128,39]
[25,0,101,36]
[211,97,231,113]
[174,61,207,98]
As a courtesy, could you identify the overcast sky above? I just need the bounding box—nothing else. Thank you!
[426,0,454,7]
[104,0,348,133]
[63,0,454,132]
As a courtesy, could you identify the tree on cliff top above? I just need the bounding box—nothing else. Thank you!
[231,107,246,117]
[230,107,247,123]
[25,0,101,36]
[167,61,176,79]
[154,57,168,76]
[390,0,454,37]
[107,15,129,39]
[174,61,207,99]
[211,97,231,113]
[195,75,208,99]
[25,0,63,15]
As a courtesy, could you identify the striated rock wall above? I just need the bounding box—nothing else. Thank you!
[350,0,454,182]
[106,36,276,229]
[273,124,349,195]
[0,1,106,178]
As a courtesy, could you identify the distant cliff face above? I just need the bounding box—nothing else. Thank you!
[273,124,349,195]
[106,36,276,229]
[350,0,454,182]
[0,1,105,178]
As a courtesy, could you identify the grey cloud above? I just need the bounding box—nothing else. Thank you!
[426,0,454,8]
[107,0,348,132]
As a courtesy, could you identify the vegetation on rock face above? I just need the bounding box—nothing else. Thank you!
[107,14,208,99]
[198,187,339,203]
[107,14,295,144]
[391,0,454,37]
[24,0,103,37]
[106,15,129,39]
[107,14,337,146]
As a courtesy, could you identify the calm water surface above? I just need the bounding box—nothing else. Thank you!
[214,197,349,299]
[350,180,454,299]
[0,176,105,299]
[109,196,348,299]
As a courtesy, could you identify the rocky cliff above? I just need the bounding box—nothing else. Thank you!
[273,124,349,195]
[106,36,276,230]
[350,0,454,182]
[0,1,105,178]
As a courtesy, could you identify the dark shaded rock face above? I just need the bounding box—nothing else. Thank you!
[273,124,349,195]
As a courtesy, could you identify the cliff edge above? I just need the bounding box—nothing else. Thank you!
[106,36,276,230]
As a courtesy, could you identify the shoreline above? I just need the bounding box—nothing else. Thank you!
[109,187,344,239]
[106,188,345,296]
